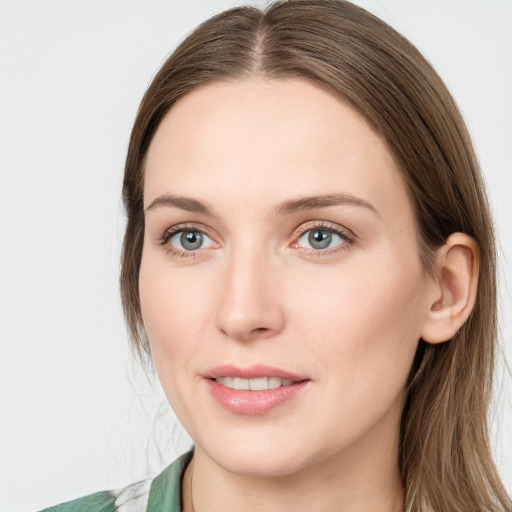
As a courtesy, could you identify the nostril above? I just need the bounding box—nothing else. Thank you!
[248,327,273,338]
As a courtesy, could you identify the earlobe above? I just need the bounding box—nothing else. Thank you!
[421,233,479,344]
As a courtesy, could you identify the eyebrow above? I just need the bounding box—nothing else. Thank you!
[275,193,379,217]
[145,195,214,215]
[145,192,379,217]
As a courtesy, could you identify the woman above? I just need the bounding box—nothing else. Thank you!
[39,0,511,511]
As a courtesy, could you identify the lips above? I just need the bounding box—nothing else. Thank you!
[204,364,310,415]
[205,364,306,381]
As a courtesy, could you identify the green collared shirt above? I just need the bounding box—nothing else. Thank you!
[39,451,193,512]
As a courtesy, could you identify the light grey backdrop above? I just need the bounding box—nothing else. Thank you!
[1,1,511,511]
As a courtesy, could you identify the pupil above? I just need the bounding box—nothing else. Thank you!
[181,231,203,250]
[309,230,332,249]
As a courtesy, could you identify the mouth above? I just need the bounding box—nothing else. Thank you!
[204,365,310,415]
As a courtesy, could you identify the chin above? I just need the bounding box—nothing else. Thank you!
[213,447,310,478]
[193,426,329,478]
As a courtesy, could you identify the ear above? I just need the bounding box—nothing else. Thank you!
[421,233,479,344]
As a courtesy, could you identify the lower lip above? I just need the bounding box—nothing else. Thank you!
[205,379,310,415]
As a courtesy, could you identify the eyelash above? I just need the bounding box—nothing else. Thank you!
[292,221,355,256]
[159,223,216,258]
[159,221,356,259]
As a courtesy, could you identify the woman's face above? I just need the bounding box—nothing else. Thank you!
[140,78,432,477]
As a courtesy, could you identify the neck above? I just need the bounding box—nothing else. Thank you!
[182,411,404,512]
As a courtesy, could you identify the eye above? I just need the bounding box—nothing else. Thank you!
[296,228,349,251]
[169,230,214,251]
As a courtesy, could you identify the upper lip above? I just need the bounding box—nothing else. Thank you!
[204,364,308,381]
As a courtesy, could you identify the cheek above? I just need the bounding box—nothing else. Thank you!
[279,258,426,449]
[287,254,426,387]
[138,253,218,425]
[138,253,213,366]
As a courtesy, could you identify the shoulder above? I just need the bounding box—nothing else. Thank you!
[146,449,193,511]
[37,450,193,512]
[37,490,119,512]
[38,478,152,512]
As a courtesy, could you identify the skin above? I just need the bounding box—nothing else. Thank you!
[139,78,476,512]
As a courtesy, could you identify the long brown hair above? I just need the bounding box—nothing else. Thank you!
[120,1,511,510]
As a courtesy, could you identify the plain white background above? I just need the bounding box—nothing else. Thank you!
[1,1,511,511]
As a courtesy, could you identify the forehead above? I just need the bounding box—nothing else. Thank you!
[143,78,409,220]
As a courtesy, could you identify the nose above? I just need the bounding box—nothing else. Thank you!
[215,249,285,342]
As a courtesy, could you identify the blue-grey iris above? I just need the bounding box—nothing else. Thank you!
[309,230,332,249]
[181,231,203,250]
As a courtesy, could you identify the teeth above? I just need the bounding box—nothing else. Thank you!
[248,377,267,390]
[233,377,250,390]
[215,376,297,390]
[268,377,281,389]
[219,376,234,388]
